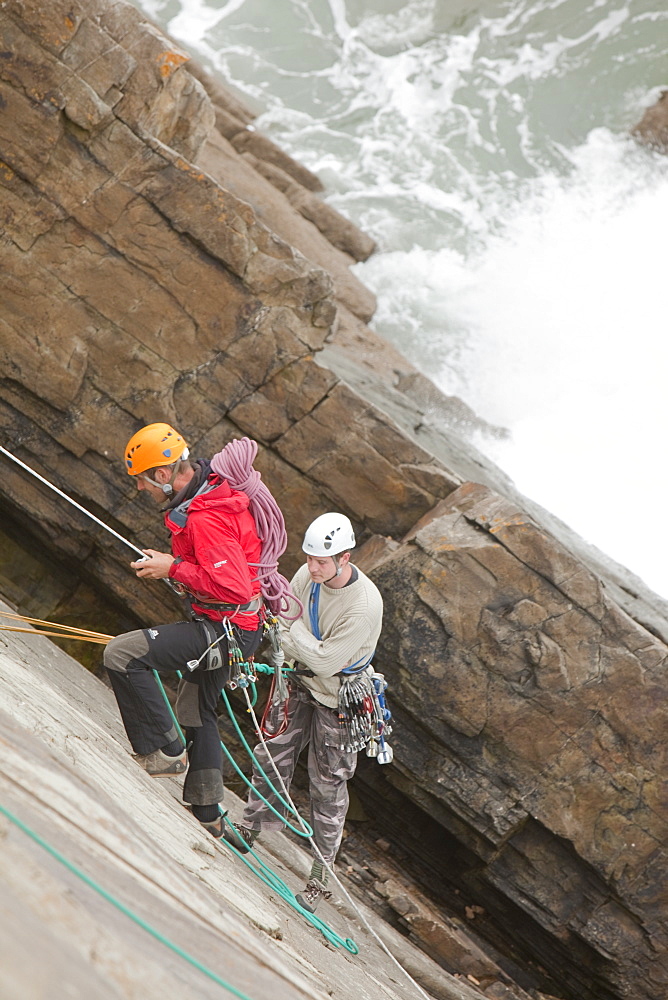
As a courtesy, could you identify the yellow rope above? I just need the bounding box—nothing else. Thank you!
[0,611,112,640]
[0,626,111,644]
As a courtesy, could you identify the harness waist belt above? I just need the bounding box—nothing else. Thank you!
[190,595,263,614]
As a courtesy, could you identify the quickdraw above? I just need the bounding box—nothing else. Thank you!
[333,671,393,763]
[223,618,258,690]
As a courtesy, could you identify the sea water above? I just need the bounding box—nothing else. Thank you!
[133,0,668,597]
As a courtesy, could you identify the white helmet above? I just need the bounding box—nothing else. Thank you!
[302,512,356,557]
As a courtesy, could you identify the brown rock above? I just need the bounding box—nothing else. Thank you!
[245,153,376,261]
[631,91,668,153]
[368,482,668,999]
[197,129,376,319]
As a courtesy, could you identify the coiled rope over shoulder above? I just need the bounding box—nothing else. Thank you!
[210,439,302,618]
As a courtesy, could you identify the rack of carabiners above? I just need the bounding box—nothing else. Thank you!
[223,611,289,693]
[222,618,258,690]
[335,670,393,764]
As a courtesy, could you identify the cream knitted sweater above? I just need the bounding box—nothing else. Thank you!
[279,563,383,708]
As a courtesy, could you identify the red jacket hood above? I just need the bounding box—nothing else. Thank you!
[165,475,250,532]
[188,476,250,516]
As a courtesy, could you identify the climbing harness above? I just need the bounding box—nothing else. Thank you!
[308,582,393,764]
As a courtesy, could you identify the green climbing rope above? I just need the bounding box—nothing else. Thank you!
[216,692,357,953]
[220,815,358,954]
[154,667,311,836]
[219,688,313,838]
[152,668,186,745]
[0,801,256,1000]
[151,665,357,952]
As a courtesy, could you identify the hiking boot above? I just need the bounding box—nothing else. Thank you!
[199,814,224,839]
[295,860,331,913]
[295,877,332,913]
[222,823,257,854]
[133,748,187,777]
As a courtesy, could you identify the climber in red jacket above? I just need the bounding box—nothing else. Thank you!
[104,422,264,837]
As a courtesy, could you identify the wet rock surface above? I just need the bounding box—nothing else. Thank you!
[631,90,668,153]
[1,3,667,999]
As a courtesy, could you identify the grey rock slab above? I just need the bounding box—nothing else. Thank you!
[0,601,467,1000]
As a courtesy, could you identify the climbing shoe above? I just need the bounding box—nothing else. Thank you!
[222,822,257,854]
[295,877,332,913]
[295,860,331,913]
[199,815,224,839]
[133,748,187,777]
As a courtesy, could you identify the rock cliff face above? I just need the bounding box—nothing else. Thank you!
[0,3,666,1000]
[362,484,667,1000]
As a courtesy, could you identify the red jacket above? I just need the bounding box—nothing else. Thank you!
[165,475,262,629]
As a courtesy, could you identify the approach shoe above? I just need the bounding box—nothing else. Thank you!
[295,877,332,914]
[199,814,224,839]
[133,748,187,777]
[222,822,257,854]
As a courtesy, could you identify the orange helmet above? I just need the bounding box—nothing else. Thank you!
[125,423,189,476]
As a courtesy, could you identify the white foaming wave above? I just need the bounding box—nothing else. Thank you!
[463,132,666,418]
[168,0,250,43]
[359,128,668,595]
[358,244,482,394]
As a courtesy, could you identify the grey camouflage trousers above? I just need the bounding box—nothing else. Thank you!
[242,683,357,864]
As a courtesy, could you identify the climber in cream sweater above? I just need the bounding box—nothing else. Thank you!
[280,559,383,709]
[225,513,383,913]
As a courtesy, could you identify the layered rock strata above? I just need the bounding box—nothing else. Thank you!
[360,484,667,1000]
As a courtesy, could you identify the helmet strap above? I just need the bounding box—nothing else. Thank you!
[323,554,342,584]
[141,458,183,495]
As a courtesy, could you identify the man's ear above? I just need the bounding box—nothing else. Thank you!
[339,551,351,567]
[153,466,170,483]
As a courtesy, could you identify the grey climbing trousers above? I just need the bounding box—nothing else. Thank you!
[242,683,357,864]
[104,619,261,805]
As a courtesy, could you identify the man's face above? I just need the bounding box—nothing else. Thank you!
[306,554,340,583]
[135,474,167,504]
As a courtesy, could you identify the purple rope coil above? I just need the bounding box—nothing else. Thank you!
[210,438,302,618]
